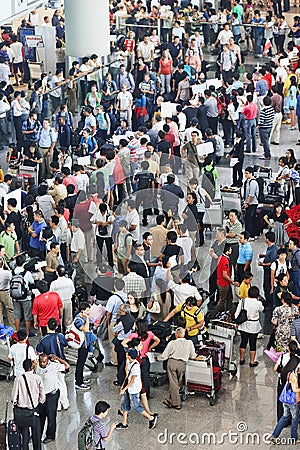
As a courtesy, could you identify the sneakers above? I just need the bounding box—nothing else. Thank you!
[149,416,158,430]
[83,378,91,384]
[248,237,255,242]
[75,384,91,390]
[116,423,128,429]
[257,333,264,339]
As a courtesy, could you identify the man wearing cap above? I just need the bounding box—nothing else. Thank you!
[181,130,201,180]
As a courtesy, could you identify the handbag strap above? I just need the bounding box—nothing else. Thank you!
[22,374,35,409]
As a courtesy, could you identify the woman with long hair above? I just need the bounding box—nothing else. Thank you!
[263,202,292,247]
[127,291,147,320]
[288,75,297,130]
[122,319,160,398]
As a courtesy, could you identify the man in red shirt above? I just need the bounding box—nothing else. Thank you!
[32,280,63,336]
[216,244,238,313]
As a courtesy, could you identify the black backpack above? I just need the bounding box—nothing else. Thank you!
[78,417,102,450]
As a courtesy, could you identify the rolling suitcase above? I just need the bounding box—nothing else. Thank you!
[7,420,21,449]
[0,401,7,450]
[195,340,226,369]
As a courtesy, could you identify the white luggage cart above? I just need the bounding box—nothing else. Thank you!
[208,320,237,376]
[203,198,223,228]
[181,355,217,406]
[220,187,243,215]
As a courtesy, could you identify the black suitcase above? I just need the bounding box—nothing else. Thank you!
[295,186,300,205]
[7,420,21,449]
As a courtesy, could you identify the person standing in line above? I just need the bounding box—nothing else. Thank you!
[225,209,243,276]
[50,265,75,330]
[215,244,239,314]
[258,231,278,309]
[208,228,226,303]
[236,231,253,283]
[242,95,258,154]
[243,167,259,240]
[258,96,275,161]
[36,353,70,444]
[74,302,91,390]
[70,219,86,288]
[289,237,300,298]
[11,358,46,450]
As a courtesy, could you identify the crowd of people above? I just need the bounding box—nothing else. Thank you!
[1,0,300,449]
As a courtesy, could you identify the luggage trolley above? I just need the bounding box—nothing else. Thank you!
[220,187,243,215]
[203,198,223,229]
[0,326,14,382]
[181,355,217,406]
[208,320,237,376]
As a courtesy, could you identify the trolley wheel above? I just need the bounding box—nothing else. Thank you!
[209,394,216,406]
[181,391,187,402]
[6,373,14,382]
[152,378,158,387]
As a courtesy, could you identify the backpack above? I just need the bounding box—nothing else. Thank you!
[181,302,202,323]
[10,270,29,300]
[202,168,215,200]
[78,417,102,450]
[244,178,264,204]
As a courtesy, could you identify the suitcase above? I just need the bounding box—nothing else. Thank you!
[213,366,222,391]
[264,194,283,205]
[7,420,21,449]
[195,341,226,369]
[148,321,172,352]
[203,199,223,228]
[0,422,5,450]
[186,367,222,393]
[253,166,272,179]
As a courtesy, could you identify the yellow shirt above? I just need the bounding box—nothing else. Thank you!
[175,301,204,336]
[239,281,250,300]
[283,74,293,97]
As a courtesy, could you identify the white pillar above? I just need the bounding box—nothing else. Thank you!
[64,0,110,58]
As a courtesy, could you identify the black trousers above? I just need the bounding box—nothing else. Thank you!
[96,236,113,269]
[75,346,89,386]
[244,204,257,238]
[209,269,219,303]
[236,263,251,284]
[115,339,126,386]
[141,356,150,399]
[263,267,272,308]
[198,212,205,246]
[39,390,60,440]
[232,161,243,187]
[13,116,23,148]
[240,331,258,351]
[20,421,41,450]
[135,190,152,223]
[207,116,218,135]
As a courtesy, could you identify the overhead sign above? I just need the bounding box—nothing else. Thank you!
[25,34,44,47]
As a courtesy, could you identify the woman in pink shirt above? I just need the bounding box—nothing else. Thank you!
[158,49,173,95]
[122,319,160,398]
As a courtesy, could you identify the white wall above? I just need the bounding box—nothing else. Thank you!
[64,0,110,58]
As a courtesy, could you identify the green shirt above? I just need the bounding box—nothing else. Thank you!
[232,4,243,20]
[0,230,17,259]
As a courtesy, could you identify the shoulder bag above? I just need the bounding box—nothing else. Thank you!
[235,299,248,325]
[13,374,40,427]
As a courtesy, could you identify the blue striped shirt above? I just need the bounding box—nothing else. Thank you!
[237,242,253,264]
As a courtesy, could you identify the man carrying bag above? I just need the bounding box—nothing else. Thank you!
[11,358,46,450]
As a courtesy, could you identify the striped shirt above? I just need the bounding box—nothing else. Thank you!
[225,219,243,244]
[258,105,275,128]
[237,242,253,264]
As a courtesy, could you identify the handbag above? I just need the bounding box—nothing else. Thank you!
[97,316,108,341]
[235,299,248,325]
[147,295,161,314]
[13,375,39,427]
[279,377,297,405]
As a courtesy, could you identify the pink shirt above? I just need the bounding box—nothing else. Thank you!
[242,102,258,120]
[128,331,155,357]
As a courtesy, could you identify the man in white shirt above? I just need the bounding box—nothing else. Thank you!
[0,57,10,85]
[8,330,37,376]
[137,35,154,63]
[10,36,24,86]
[116,85,133,128]
[167,267,202,306]
[125,199,140,242]
[213,23,233,47]
[50,69,66,114]
[50,265,75,329]
[70,219,86,287]
[176,224,193,265]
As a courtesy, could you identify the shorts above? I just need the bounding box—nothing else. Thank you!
[121,391,144,414]
[12,62,24,74]
[13,299,32,321]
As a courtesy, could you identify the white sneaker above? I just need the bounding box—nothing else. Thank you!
[248,237,255,242]
[257,333,264,339]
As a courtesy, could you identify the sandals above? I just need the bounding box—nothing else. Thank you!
[163,399,173,408]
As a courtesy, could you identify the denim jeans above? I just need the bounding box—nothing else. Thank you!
[272,402,299,441]
[255,33,263,55]
[122,391,145,414]
[259,127,272,158]
[244,119,256,152]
